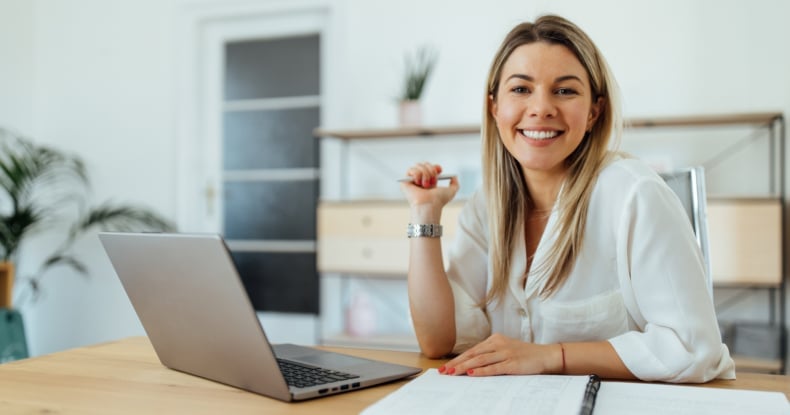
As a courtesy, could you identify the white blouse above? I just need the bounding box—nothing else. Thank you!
[445,158,736,382]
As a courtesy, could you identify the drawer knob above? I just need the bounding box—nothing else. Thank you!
[361,216,372,227]
[361,247,373,258]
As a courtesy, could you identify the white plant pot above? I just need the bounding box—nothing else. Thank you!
[399,100,422,127]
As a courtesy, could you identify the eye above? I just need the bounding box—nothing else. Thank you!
[511,86,530,94]
[555,87,578,96]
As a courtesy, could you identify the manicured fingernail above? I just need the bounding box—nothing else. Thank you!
[467,369,474,375]
[447,367,456,375]
[438,365,446,373]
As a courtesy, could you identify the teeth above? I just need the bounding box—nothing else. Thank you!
[520,130,560,140]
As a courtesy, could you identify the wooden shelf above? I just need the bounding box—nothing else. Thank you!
[627,112,782,129]
[313,112,783,140]
[314,124,479,139]
[321,333,419,352]
[316,111,787,373]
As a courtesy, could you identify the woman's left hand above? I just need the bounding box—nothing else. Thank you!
[440,333,562,376]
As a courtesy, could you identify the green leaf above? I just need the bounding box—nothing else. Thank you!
[0,128,175,302]
[401,45,438,100]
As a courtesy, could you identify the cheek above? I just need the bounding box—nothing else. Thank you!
[493,100,523,126]
[567,106,593,131]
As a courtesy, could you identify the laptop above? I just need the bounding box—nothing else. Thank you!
[98,232,421,402]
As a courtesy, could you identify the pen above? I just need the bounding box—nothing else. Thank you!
[397,174,456,183]
[579,374,601,415]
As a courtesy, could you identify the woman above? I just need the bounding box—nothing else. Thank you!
[400,15,735,382]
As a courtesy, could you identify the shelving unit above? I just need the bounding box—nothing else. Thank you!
[314,112,786,372]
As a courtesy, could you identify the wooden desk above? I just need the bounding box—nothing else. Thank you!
[0,337,787,414]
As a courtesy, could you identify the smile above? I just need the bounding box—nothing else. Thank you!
[519,129,562,140]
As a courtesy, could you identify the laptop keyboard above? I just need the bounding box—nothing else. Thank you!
[277,358,360,389]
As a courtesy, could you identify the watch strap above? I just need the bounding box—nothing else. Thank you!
[407,223,443,238]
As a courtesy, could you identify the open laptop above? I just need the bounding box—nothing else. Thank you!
[98,232,421,402]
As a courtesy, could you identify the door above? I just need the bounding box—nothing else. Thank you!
[222,35,320,313]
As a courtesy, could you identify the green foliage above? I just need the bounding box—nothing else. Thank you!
[401,46,438,101]
[0,129,175,302]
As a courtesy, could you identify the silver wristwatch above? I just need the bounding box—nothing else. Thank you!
[407,223,443,238]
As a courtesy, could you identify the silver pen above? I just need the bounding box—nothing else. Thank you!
[397,174,456,183]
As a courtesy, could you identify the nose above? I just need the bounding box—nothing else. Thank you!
[528,89,557,118]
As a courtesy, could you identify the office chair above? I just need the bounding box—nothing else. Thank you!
[659,166,712,297]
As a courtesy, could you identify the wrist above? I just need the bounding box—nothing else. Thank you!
[409,203,443,223]
[545,343,565,374]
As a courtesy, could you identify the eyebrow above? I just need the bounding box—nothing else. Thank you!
[506,74,585,84]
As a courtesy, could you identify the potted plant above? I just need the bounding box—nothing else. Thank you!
[399,45,438,126]
[0,128,174,307]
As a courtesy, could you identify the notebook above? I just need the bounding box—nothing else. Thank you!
[99,232,421,402]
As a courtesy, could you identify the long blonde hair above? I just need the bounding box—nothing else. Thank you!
[482,15,623,303]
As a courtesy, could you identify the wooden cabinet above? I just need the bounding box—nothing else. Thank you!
[708,198,783,286]
[317,201,463,275]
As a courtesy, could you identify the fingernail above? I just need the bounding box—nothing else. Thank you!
[447,367,456,375]
[467,369,474,375]
[438,365,446,373]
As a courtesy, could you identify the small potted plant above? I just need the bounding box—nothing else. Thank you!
[0,128,174,307]
[399,45,438,126]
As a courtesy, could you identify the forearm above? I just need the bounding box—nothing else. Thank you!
[407,206,456,358]
[560,341,635,379]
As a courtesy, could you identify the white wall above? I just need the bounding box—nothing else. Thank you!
[0,0,33,133]
[0,0,788,365]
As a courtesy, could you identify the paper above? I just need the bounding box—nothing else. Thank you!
[361,369,790,415]
[361,369,588,415]
[595,381,790,415]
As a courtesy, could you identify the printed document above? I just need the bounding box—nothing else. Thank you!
[361,369,790,415]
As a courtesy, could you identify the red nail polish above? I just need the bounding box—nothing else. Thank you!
[447,367,456,375]
[467,369,474,375]
[438,365,446,373]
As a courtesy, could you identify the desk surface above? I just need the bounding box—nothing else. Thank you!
[0,337,787,414]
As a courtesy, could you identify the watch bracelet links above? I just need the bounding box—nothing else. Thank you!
[407,223,443,238]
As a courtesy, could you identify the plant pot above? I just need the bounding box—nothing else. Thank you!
[398,100,422,127]
[0,261,13,308]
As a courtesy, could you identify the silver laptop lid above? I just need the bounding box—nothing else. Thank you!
[99,232,291,400]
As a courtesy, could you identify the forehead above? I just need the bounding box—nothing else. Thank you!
[500,42,589,82]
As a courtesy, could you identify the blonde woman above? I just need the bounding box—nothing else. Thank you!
[400,15,734,382]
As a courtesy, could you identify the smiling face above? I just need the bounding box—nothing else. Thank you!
[490,42,601,181]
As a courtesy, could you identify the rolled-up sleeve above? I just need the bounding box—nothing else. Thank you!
[445,192,492,354]
[609,177,735,382]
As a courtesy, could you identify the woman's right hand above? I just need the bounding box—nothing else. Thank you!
[399,163,460,210]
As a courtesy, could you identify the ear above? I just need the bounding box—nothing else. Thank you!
[586,97,604,130]
[488,94,498,119]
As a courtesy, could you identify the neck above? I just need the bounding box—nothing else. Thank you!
[522,169,565,212]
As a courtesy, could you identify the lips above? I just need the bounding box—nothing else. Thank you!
[518,129,563,140]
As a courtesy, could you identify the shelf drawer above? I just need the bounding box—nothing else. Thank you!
[708,199,782,285]
[317,201,464,274]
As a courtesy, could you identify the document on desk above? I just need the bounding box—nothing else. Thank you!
[361,369,790,415]
[361,369,588,415]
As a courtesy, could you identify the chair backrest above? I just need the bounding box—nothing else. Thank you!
[659,167,713,297]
